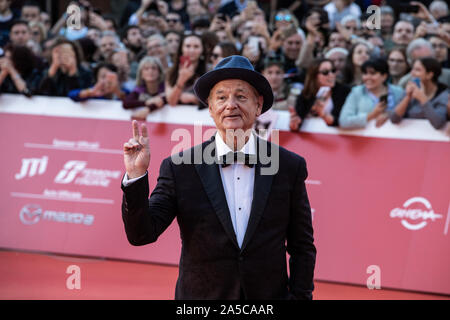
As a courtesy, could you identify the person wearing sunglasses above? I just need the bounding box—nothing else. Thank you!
[165,12,184,33]
[274,0,309,26]
[210,41,238,69]
[273,9,299,32]
[290,58,350,129]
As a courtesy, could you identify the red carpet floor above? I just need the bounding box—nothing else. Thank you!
[0,249,448,300]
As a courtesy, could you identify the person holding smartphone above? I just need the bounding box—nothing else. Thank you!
[339,58,405,129]
[165,33,206,106]
[290,58,350,130]
[391,57,448,129]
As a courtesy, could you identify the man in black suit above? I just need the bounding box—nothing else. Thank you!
[121,55,316,300]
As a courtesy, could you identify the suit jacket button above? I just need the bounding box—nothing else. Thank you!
[239,256,244,261]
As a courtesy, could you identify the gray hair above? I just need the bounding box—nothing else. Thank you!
[406,38,435,65]
[430,1,449,14]
[100,30,121,47]
[136,56,164,86]
[341,14,361,29]
[147,33,167,46]
[325,47,349,58]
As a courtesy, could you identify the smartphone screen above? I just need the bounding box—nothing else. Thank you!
[316,86,330,99]
[411,77,421,88]
[179,56,191,67]
[247,37,260,56]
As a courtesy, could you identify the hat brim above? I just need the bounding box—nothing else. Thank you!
[193,68,274,113]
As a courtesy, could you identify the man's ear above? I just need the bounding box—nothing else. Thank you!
[256,95,264,116]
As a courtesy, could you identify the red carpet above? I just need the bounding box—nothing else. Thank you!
[0,249,448,300]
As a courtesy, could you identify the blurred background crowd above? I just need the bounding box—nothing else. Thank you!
[0,0,449,130]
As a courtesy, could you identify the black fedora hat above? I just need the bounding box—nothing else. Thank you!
[193,55,274,113]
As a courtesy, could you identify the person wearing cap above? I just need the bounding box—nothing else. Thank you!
[121,55,316,300]
[261,54,291,110]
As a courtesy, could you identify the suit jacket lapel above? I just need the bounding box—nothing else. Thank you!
[195,136,240,250]
[240,137,274,252]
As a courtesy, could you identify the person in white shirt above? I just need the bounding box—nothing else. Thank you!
[121,55,316,300]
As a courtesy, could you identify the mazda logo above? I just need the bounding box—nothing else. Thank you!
[19,204,42,225]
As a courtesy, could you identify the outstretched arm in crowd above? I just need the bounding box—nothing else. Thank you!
[49,12,68,37]
[297,12,321,69]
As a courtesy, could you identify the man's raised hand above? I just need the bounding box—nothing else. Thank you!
[123,120,151,179]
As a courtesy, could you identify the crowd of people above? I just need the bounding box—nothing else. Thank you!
[0,0,449,130]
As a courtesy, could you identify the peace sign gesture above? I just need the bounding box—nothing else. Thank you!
[123,120,151,179]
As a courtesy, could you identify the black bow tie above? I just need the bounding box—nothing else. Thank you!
[220,152,256,168]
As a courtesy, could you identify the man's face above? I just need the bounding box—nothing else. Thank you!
[387,50,408,77]
[126,27,143,48]
[343,20,358,34]
[112,51,129,73]
[429,36,448,63]
[187,0,205,17]
[166,13,183,32]
[10,24,31,46]
[21,5,40,22]
[392,21,414,46]
[208,79,263,136]
[0,0,11,13]
[146,38,167,59]
[105,20,115,32]
[100,35,118,59]
[282,33,302,60]
[411,46,434,61]
[381,13,394,34]
[328,32,347,49]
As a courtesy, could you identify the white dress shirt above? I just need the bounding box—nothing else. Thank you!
[215,132,256,248]
[122,132,257,248]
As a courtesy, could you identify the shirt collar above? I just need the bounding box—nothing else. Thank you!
[215,131,256,159]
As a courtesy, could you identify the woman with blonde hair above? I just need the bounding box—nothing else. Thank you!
[29,20,47,46]
[123,56,166,118]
